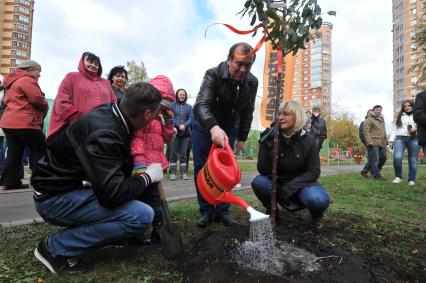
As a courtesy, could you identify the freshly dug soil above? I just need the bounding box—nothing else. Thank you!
[181,222,424,283]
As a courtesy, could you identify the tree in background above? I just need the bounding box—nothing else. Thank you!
[126,60,149,84]
[326,111,360,149]
[409,22,426,91]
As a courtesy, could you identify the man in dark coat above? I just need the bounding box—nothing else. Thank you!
[413,90,426,155]
[310,106,327,152]
[192,42,258,228]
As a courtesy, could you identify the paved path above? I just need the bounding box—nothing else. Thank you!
[0,165,363,227]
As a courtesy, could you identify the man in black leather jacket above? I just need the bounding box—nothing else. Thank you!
[192,42,258,228]
[31,82,164,274]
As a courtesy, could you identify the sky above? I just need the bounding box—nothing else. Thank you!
[30,0,394,130]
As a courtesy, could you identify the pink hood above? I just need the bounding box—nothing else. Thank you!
[77,54,103,80]
[149,75,175,102]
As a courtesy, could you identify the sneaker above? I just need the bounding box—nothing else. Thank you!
[392,177,402,184]
[34,237,87,274]
[170,174,176,180]
[408,181,415,186]
[182,174,189,180]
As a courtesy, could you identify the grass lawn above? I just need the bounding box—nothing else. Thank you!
[1,167,425,282]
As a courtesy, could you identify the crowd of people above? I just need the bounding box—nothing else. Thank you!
[0,42,424,275]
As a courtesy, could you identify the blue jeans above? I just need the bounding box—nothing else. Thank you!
[363,146,386,177]
[393,138,420,181]
[34,189,154,257]
[251,175,330,218]
[192,119,235,217]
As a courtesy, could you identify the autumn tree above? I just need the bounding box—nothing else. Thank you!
[126,60,149,84]
[326,111,360,149]
[409,22,426,91]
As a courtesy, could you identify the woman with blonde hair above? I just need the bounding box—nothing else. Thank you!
[252,100,330,231]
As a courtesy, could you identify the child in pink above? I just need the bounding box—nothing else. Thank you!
[130,75,175,244]
[131,75,175,175]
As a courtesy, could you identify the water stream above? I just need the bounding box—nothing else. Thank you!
[233,218,321,275]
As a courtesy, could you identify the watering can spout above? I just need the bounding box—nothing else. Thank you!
[247,207,269,222]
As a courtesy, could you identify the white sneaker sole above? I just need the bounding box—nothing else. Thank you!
[34,247,56,274]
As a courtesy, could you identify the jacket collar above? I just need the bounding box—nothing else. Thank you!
[112,103,134,136]
[217,61,245,86]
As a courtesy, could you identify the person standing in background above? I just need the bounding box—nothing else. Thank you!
[170,88,193,180]
[413,90,426,156]
[389,100,419,186]
[108,65,128,103]
[310,106,327,152]
[0,60,48,190]
[48,52,116,142]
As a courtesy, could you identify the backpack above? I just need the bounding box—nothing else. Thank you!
[359,121,366,145]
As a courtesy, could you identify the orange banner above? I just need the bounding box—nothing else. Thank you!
[260,43,296,128]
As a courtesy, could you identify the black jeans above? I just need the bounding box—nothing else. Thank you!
[0,128,46,187]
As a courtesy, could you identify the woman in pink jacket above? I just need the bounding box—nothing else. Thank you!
[0,60,48,190]
[47,52,116,141]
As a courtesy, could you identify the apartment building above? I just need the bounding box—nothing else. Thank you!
[292,22,333,118]
[392,0,425,109]
[0,0,34,76]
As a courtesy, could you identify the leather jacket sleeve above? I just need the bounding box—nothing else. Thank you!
[75,129,152,208]
[194,69,220,132]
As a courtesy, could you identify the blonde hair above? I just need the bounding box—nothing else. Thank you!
[279,100,305,134]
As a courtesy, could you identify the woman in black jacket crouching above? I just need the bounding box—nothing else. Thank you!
[251,101,330,231]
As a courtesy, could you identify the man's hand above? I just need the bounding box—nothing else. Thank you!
[145,163,163,183]
[235,141,246,153]
[210,125,228,147]
[179,124,185,131]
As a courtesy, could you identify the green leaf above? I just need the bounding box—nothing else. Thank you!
[250,13,257,25]
[327,10,337,16]
[314,5,321,15]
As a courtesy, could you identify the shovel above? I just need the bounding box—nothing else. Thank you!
[157,182,184,260]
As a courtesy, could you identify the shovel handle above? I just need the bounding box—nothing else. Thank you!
[157,182,173,227]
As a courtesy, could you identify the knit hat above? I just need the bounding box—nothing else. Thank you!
[149,75,175,102]
[17,60,41,70]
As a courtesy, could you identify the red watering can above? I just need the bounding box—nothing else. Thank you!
[197,141,268,222]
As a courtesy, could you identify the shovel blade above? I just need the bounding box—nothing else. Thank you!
[159,222,184,260]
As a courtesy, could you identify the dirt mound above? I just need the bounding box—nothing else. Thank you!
[181,225,402,283]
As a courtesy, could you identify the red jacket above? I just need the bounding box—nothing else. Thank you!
[0,69,48,130]
[47,54,116,141]
[131,118,174,170]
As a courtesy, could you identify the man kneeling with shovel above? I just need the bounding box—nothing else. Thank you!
[31,82,164,274]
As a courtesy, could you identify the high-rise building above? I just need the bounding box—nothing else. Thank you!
[392,0,425,110]
[292,22,333,118]
[0,0,34,76]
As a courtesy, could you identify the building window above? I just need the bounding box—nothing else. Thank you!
[14,5,30,14]
[410,8,416,14]
[10,59,23,66]
[411,88,417,96]
[411,43,417,50]
[13,23,30,31]
[13,15,30,23]
[11,49,27,57]
[411,77,417,84]
[12,32,29,40]
[410,0,416,3]
[11,40,28,49]
[411,53,417,60]
[15,0,32,6]
[410,19,417,26]
[10,68,16,73]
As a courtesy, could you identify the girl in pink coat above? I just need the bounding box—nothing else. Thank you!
[47,52,116,142]
[131,75,175,175]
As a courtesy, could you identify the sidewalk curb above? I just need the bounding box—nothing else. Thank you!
[0,186,253,228]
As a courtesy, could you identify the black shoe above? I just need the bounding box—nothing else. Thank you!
[218,214,239,227]
[197,214,212,228]
[4,184,29,190]
[150,229,161,244]
[34,237,87,274]
[360,171,368,179]
[374,175,386,181]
